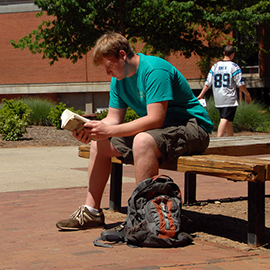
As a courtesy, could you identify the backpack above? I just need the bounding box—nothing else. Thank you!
[94,175,193,248]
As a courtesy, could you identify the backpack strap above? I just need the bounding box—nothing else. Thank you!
[152,175,173,182]
[175,232,194,246]
[93,229,127,248]
[151,175,182,202]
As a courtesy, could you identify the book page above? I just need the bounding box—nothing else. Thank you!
[61,109,89,132]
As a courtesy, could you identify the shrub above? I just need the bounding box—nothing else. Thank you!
[0,116,29,141]
[124,107,139,122]
[0,99,31,141]
[96,107,139,123]
[96,109,109,120]
[233,101,270,132]
[21,97,55,126]
[205,96,270,133]
[204,97,220,131]
[48,102,83,129]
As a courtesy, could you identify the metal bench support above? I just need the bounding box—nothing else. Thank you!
[248,181,265,247]
[184,172,197,204]
[109,163,123,212]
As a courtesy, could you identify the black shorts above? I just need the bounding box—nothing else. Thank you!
[110,118,210,164]
[217,106,237,122]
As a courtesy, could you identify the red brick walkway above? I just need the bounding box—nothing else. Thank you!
[1,173,270,269]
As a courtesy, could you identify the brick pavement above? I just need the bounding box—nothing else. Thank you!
[1,174,270,270]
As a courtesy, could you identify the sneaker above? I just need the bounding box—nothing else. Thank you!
[56,205,105,230]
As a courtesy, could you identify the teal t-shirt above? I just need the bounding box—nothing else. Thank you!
[109,53,213,133]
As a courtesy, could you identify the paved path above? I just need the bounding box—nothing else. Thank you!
[1,146,270,269]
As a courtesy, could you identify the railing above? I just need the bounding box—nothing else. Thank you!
[241,65,259,74]
[0,0,34,5]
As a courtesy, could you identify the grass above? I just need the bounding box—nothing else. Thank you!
[21,97,56,126]
[205,96,270,133]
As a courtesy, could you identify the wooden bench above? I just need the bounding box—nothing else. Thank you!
[78,136,270,247]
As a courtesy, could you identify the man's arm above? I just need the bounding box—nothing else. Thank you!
[239,85,252,104]
[73,107,126,144]
[197,85,210,100]
[107,101,168,137]
[81,101,168,141]
[101,107,127,126]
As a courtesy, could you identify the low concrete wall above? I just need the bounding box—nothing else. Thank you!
[1,75,269,113]
[0,82,110,114]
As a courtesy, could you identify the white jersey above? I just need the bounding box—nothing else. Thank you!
[205,60,245,107]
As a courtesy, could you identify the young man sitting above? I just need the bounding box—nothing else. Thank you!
[56,32,213,230]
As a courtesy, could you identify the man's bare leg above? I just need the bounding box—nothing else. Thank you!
[225,121,234,136]
[55,138,122,230]
[85,139,122,209]
[132,132,161,184]
[217,118,228,137]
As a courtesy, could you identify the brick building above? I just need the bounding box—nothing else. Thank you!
[0,1,268,113]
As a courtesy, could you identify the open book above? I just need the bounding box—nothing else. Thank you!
[61,109,89,132]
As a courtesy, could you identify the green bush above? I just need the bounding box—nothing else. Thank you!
[96,107,139,123]
[233,101,270,132]
[205,96,270,133]
[124,107,139,122]
[48,102,83,129]
[0,99,31,141]
[21,97,55,126]
[204,97,220,131]
[96,109,109,120]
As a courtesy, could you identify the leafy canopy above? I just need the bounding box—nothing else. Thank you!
[11,0,270,64]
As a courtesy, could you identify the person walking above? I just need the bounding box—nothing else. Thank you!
[198,45,252,137]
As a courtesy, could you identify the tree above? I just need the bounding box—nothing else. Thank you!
[11,0,270,65]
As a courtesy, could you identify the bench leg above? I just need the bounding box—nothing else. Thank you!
[184,172,197,204]
[247,181,265,247]
[109,163,123,212]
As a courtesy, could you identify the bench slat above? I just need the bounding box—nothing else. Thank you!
[79,145,269,182]
[204,136,270,156]
[175,155,266,182]
[114,155,266,182]
[78,145,91,159]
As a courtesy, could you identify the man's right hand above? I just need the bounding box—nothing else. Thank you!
[73,129,92,144]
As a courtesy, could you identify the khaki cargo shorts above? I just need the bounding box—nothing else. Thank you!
[110,118,210,164]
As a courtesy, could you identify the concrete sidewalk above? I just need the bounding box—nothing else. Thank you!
[0,146,136,193]
[0,146,89,192]
[1,146,270,269]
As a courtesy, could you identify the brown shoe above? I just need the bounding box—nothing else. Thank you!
[56,205,105,230]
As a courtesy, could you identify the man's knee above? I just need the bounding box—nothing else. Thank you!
[90,139,120,158]
[133,132,160,157]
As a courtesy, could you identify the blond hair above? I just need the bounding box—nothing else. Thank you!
[92,32,135,66]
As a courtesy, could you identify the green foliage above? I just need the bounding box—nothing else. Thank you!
[197,56,215,80]
[97,107,139,123]
[0,99,31,141]
[47,102,83,129]
[21,97,55,126]
[124,107,140,123]
[0,116,29,141]
[96,109,109,121]
[10,0,270,64]
[205,96,270,133]
[233,101,270,132]
[204,97,220,131]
